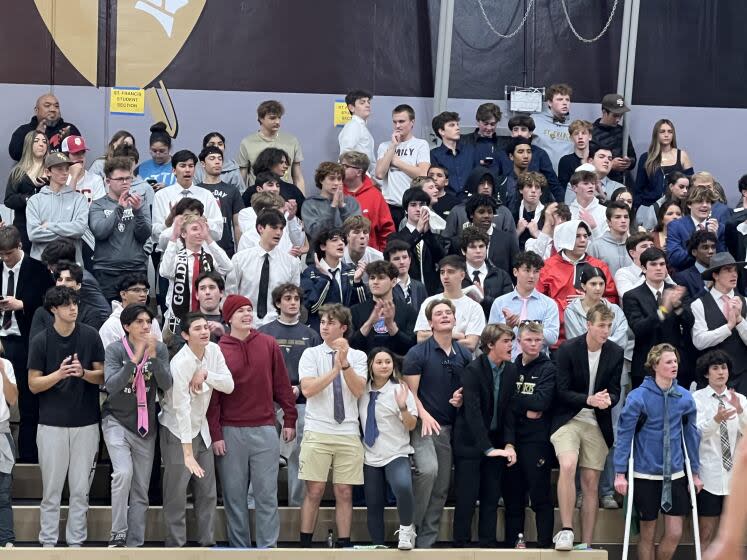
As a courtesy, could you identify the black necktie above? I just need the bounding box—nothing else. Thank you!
[257,253,270,319]
[656,290,662,307]
[2,270,14,330]
[404,285,412,305]
[472,270,481,287]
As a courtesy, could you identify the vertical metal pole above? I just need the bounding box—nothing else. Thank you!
[621,0,640,156]
[616,0,632,94]
[432,0,455,143]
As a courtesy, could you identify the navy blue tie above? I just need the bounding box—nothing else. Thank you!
[331,351,345,423]
[364,391,380,446]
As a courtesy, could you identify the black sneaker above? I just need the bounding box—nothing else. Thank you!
[108,532,127,548]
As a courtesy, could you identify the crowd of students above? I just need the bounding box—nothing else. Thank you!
[0,87,745,557]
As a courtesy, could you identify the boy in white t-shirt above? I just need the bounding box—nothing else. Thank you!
[414,255,486,353]
[374,104,430,226]
[0,351,17,548]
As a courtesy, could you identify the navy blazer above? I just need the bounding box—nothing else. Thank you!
[666,216,725,271]
[672,266,707,300]
[392,279,428,314]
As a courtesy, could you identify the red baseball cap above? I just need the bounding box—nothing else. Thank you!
[61,135,89,154]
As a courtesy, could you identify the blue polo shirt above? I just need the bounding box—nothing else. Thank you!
[402,337,472,425]
[430,141,475,197]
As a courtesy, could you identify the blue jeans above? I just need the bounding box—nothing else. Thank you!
[363,457,415,544]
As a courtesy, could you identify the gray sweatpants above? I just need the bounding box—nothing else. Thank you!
[102,415,155,546]
[410,423,452,548]
[277,403,305,506]
[218,425,280,548]
[37,423,99,546]
[160,427,216,547]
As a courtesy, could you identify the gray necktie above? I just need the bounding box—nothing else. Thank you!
[331,351,345,424]
[714,394,733,471]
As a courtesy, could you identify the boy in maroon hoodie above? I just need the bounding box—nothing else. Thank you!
[207,294,297,548]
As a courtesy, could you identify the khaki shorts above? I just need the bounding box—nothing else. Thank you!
[298,431,364,485]
[550,418,608,471]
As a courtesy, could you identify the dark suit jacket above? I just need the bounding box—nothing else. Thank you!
[666,216,726,271]
[349,299,417,355]
[453,354,518,459]
[388,228,447,295]
[392,279,428,314]
[8,256,53,340]
[551,335,623,448]
[462,265,513,317]
[725,218,747,295]
[672,266,707,300]
[622,281,696,383]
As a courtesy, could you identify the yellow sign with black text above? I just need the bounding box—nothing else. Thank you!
[334,100,352,127]
[110,88,146,115]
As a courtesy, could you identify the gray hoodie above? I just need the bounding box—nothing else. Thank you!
[564,297,629,350]
[587,231,632,275]
[26,185,89,262]
[89,194,152,271]
[300,194,361,241]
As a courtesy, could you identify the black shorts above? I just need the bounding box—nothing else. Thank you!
[633,477,691,521]
[696,489,724,517]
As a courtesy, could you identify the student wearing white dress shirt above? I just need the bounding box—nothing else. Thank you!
[414,255,486,353]
[338,90,376,177]
[297,304,367,548]
[158,312,234,547]
[359,348,418,550]
[225,209,302,327]
[159,215,231,340]
[613,232,655,300]
[151,150,223,246]
[693,350,747,554]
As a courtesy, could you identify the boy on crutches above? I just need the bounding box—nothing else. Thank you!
[613,343,703,560]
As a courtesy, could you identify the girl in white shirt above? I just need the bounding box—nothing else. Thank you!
[359,348,418,550]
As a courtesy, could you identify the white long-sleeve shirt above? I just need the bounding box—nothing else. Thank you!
[151,184,223,246]
[224,245,303,327]
[159,342,234,445]
[338,115,376,177]
[98,301,163,349]
[236,207,305,252]
[691,287,747,350]
[694,386,747,495]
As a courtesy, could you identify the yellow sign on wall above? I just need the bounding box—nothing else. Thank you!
[110,88,146,115]
[334,100,352,127]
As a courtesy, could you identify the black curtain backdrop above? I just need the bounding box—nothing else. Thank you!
[0,0,743,108]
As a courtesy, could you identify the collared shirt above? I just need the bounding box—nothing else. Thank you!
[159,342,234,445]
[614,264,646,300]
[320,258,344,300]
[693,386,747,495]
[691,287,747,350]
[236,207,306,253]
[358,379,418,467]
[98,301,163,349]
[338,115,376,176]
[430,141,475,195]
[159,240,232,318]
[151,183,224,245]
[488,289,560,358]
[298,342,368,435]
[225,244,303,327]
[0,253,23,337]
[466,262,488,287]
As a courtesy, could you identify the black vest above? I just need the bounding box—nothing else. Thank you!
[701,291,747,392]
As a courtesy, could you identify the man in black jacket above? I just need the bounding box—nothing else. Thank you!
[0,226,54,461]
[385,240,428,313]
[462,194,519,280]
[8,94,80,161]
[387,188,447,295]
[591,94,636,186]
[623,247,694,388]
[452,323,518,547]
[550,303,623,551]
[458,227,512,318]
[350,260,416,355]
[503,321,556,548]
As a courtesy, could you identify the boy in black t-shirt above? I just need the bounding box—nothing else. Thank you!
[27,286,105,547]
[258,283,321,506]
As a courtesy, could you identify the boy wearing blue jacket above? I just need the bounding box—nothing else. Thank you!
[614,343,702,560]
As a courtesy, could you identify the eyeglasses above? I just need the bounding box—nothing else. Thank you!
[109,176,133,183]
[126,287,150,295]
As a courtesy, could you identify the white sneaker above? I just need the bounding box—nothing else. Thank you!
[553,529,574,551]
[395,524,416,550]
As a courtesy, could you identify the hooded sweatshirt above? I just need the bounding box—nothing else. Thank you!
[614,376,700,477]
[591,118,637,184]
[587,231,633,275]
[26,185,89,262]
[300,193,361,241]
[343,176,395,251]
[9,117,80,161]
[512,352,556,443]
[207,330,297,442]
[532,109,573,172]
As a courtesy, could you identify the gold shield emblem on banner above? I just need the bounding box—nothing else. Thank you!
[34,0,206,138]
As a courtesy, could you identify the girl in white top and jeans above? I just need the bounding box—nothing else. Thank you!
[359,348,418,549]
